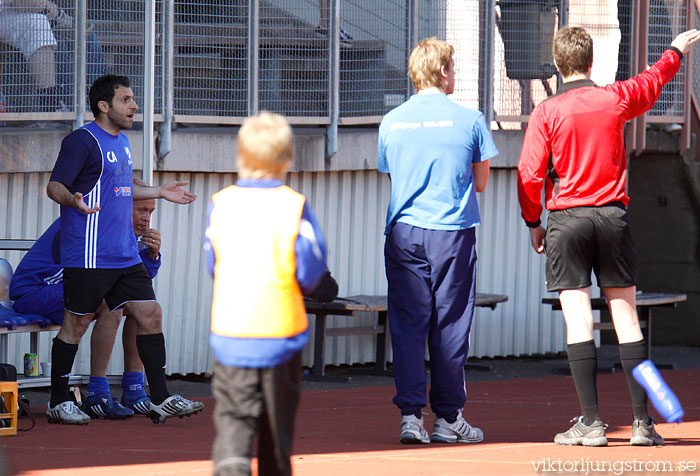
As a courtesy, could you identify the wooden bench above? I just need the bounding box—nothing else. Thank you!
[542,292,687,362]
[304,293,509,382]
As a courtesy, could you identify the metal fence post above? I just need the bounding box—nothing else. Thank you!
[326,0,340,159]
[681,0,692,154]
[248,0,260,117]
[73,0,87,130]
[158,0,174,161]
[143,0,156,185]
[559,0,568,28]
[408,0,419,96]
[484,0,496,124]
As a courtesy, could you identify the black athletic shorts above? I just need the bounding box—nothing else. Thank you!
[63,263,156,315]
[544,203,637,292]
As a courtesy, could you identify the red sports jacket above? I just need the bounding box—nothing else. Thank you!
[517,48,682,225]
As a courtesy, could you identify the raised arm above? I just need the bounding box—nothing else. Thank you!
[609,29,700,120]
[133,181,197,204]
[46,180,100,215]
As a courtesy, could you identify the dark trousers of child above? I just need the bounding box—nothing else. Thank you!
[211,352,302,476]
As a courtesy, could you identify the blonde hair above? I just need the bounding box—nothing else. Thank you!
[553,27,593,78]
[408,37,454,91]
[237,112,294,179]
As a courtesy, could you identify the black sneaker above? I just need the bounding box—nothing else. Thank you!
[554,416,608,446]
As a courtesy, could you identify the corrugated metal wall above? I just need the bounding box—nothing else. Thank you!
[0,168,565,377]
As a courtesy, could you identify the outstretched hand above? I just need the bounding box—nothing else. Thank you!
[73,192,100,215]
[671,29,700,54]
[160,181,197,204]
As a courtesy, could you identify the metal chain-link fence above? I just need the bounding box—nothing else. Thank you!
[0,0,692,127]
[647,0,687,118]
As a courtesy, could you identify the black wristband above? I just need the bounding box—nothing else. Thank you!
[525,219,541,228]
[669,46,683,61]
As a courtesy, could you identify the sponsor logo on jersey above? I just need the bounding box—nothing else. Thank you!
[114,186,132,197]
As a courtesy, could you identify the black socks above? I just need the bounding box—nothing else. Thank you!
[136,333,170,405]
[619,340,649,421]
[567,340,600,425]
[50,337,79,407]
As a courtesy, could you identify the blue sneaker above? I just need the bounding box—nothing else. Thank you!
[85,395,134,420]
[121,394,152,415]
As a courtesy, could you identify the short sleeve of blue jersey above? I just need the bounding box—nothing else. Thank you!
[377,121,388,174]
[471,113,499,164]
[50,131,92,190]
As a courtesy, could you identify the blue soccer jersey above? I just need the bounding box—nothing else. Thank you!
[49,121,140,269]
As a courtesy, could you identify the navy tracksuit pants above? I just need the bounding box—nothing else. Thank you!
[384,222,477,418]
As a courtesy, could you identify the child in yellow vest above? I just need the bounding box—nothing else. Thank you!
[205,112,331,476]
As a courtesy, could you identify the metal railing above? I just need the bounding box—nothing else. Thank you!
[0,0,695,139]
[0,0,424,127]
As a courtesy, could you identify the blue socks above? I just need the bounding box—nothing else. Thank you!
[85,373,149,405]
[87,376,110,404]
[122,371,148,402]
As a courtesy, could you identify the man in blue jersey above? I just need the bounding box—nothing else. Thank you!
[377,38,497,444]
[10,181,163,419]
[44,74,203,425]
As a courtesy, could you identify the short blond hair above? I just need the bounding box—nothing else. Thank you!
[408,37,454,91]
[553,27,593,78]
[237,112,294,179]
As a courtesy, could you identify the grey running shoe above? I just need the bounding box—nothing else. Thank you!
[46,401,91,425]
[400,414,430,444]
[554,416,608,446]
[148,394,204,423]
[431,410,484,443]
[630,417,664,446]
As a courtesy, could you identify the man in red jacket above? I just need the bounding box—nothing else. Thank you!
[518,26,700,447]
